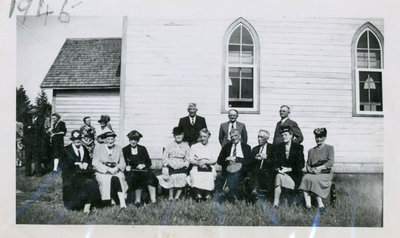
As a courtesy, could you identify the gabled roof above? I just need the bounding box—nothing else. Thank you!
[41,38,121,89]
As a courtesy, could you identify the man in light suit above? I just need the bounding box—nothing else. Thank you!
[216,129,252,203]
[218,109,248,147]
[178,103,207,146]
[273,105,303,145]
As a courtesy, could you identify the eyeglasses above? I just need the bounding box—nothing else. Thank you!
[279,110,288,112]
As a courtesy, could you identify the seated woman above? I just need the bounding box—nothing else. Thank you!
[61,130,100,214]
[157,127,191,201]
[123,130,157,207]
[187,128,218,202]
[92,131,128,210]
[299,128,334,211]
[272,126,305,208]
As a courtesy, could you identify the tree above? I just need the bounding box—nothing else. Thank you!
[35,89,52,118]
[16,85,31,123]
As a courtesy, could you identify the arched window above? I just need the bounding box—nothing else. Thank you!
[352,22,384,116]
[222,18,260,113]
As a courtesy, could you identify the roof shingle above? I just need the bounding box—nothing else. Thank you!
[41,38,121,88]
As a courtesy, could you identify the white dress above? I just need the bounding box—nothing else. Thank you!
[187,142,218,191]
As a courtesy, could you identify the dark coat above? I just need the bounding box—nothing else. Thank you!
[250,143,274,172]
[51,121,67,158]
[217,141,252,177]
[218,121,248,147]
[273,142,305,189]
[23,115,46,149]
[122,144,152,169]
[273,118,303,145]
[178,115,207,146]
[61,144,99,210]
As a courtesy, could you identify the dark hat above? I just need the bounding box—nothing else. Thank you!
[100,131,117,139]
[279,125,293,134]
[28,107,38,114]
[127,130,143,140]
[313,128,327,137]
[70,130,82,141]
[98,115,111,123]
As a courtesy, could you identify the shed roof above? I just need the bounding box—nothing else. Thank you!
[41,38,121,89]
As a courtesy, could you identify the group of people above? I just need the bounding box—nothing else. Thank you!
[17,103,335,215]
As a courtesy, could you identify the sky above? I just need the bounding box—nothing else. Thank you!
[17,16,123,102]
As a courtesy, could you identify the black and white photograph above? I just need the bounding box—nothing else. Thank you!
[2,0,400,237]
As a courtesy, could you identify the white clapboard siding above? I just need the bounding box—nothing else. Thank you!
[122,17,384,173]
[53,89,120,145]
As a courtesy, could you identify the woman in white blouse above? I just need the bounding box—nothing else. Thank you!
[187,128,218,202]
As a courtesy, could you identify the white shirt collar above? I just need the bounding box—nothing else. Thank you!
[281,117,289,124]
[131,146,138,155]
[72,144,84,161]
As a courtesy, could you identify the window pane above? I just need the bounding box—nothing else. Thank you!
[369,50,381,69]
[357,31,368,48]
[242,27,253,44]
[369,32,380,49]
[359,71,383,112]
[229,77,240,99]
[242,45,254,64]
[242,78,253,98]
[229,26,241,44]
[229,67,240,78]
[229,101,253,108]
[228,45,240,63]
[241,67,253,78]
[357,49,368,68]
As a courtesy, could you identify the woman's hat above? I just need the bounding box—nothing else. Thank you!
[313,128,327,137]
[98,115,110,123]
[100,131,117,139]
[70,130,82,141]
[127,130,143,140]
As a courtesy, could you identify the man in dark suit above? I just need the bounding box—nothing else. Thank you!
[216,129,252,202]
[248,130,275,202]
[218,109,248,147]
[61,130,100,214]
[23,107,46,176]
[178,103,207,146]
[273,105,303,145]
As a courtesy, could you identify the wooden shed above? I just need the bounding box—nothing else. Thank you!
[120,17,384,173]
[41,38,121,143]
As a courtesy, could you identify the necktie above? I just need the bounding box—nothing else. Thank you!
[78,149,82,161]
[191,117,194,126]
[259,146,264,169]
[231,123,235,130]
[232,143,237,157]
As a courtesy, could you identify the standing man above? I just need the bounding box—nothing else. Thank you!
[273,105,303,145]
[216,129,252,203]
[178,103,207,146]
[248,130,275,202]
[49,113,67,173]
[219,109,248,147]
[23,107,46,176]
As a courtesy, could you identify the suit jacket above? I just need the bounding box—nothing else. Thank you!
[178,115,207,146]
[250,143,274,172]
[23,115,46,149]
[217,141,252,176]
[218,121,248,147]
[122,144,152,169]
[273,118,303,145]
[273,142,305,188]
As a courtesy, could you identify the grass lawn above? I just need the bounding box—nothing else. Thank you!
[15,167,383,226]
